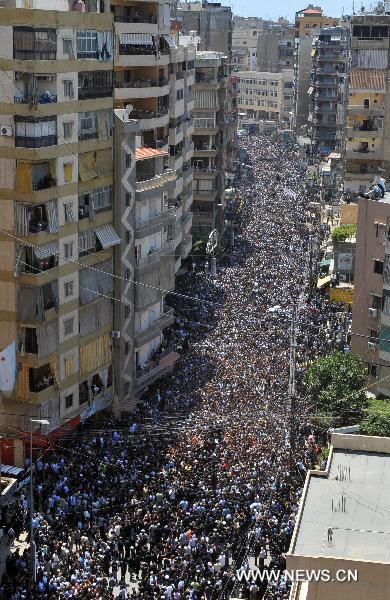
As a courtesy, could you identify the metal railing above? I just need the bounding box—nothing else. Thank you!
[135,241,174,270]
[135,207,176,235]
[136,169,175,192]
[114,78,169,88]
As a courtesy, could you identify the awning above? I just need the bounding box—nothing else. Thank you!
[119,33,153,45]
[94,224,121,249]
[317,275,332,288]
[163,34,176,48]
[307,86,314,96]
[350,69,386,92]
[135,147,168,161]
[320,258,332,268]
[33,241,59,260]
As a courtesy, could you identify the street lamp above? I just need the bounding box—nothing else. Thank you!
[29,418,49,582]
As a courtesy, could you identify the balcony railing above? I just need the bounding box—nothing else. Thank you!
[135,308,175,347]
[136,169,175,192]
[135,207,176,235]
[79,87,112,100]
[119,45,169,56]
[32,177,57,191]
[115,15,157,24]
[136,241,174,270]
[114,78,169,88]
[131,107,168,120]
[14,94,57,104]
[15,136,57,148]
[21,256,59,275]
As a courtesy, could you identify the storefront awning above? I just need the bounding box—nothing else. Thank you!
[119,33,154,45]
[33,241,59,260]
[320,258,332,268]
[317,275,332,288]
[94,224,121,249]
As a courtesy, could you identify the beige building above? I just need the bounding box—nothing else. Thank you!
[350,193,390,396]
[237,70,294,122]
[176,1,233,56]
[343,15,390,196]
[0,1,116,434]
[232,17,264,71]
[287,432,390,600]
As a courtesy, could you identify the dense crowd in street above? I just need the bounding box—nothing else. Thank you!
[1,133,347,599]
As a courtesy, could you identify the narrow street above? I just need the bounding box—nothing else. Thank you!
[3,133,347,599]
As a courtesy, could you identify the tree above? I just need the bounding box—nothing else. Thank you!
[360,398,390,437]
[331,224,357,245]
[304,351,368,429]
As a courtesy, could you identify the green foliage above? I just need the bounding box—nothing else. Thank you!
[331,223,357,246]
[360,398,390,437]
[305,351,368,429]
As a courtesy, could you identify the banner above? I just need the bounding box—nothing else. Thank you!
[0,342,16,393]
[329,287,354,304]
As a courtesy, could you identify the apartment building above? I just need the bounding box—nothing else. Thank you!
[256,25,295,73]
[343,15,390,196]
[237,70,294,123]
[308,26,349,155]
[191,51,232,235]
[112,3,195,407]
[232,17,264,71]
[288,432,390,600]
[293,6,339,129]
[0,1,116,434]
[350,192,390,396]
[176,1,233,56]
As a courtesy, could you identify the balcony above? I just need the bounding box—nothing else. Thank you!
[135,349,180,390]
[348,105,384,116]
[135,207,176,237]
[14,93,57,105]
[181,234,192,259]
[136,168,175,193]
[14,28,57,61]
[346,147,382,160]
[15,135,57,149]
[131,107,169,130]
[78,71,113,100]
[135,241,175,271]
[114,77,170,100]
[135,308,175,348]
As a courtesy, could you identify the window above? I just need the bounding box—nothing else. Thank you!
[64,202,75,223]
[125,231,130,244]
[63,317,74,336]
[374,259,384,275]
[64,242,74,259]
[370,329,379,342]
[64,281,74,298]
[63,122,73,140]
[124,305,130,318]
[62,38,72,55]
[15,118,57,148]
[176,89,184,101]
[372,295,382,310]
[124,342,130,355]
[63,163,73,183]
[78,70,113,99]
[63,80,74,98]
[14,27,56,60]
[124,268,130,279]
[76,31,98,58]
[125,192,131,207]
[65,393,73,409]
[78,112,97,140]
[126,154,132,169]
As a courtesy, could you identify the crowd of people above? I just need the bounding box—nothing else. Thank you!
[1,133,348,599]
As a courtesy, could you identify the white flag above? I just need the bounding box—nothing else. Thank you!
[0,342,16,393]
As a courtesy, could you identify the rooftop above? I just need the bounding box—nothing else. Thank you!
[290,433,390,563]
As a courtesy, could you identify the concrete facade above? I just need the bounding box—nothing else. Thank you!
[237,69,294,123]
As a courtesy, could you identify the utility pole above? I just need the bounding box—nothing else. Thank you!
[288,304,298,472]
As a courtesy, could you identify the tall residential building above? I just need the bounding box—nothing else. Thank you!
[176,1,233,56]
[232,16,264,71]
[343,14,390,196]
[191,51,232,235]
[0,1,116,434]
[293,6,339,130]
[350,192,390,396]
[288,431,390,600]
[256,25,295,73]
[308,26,349,155]
[237,70,294,123]
[112,4,195,408]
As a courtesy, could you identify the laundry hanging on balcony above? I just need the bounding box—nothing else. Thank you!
[46,200,59,233]
[15,203,29,236]
[36,321,59,358]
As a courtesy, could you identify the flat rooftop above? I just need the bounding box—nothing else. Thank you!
[291,435,390,562]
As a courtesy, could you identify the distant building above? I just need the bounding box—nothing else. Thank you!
[176,1,233,56]
[257,25,295,73]
[293,6,339,130]
[232,16,264,71]
[237,70,294,123]
[308,26,349,155]
[343,14,390,196]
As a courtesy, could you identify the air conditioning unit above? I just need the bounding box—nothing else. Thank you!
[368,341,377,350]
[1,125,13,137]
[112,330,121,339]
[368,307,378,318]
[339,274,347,282]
